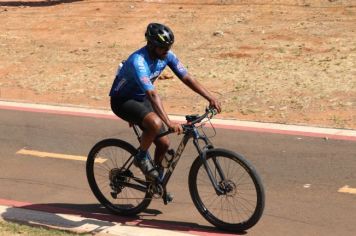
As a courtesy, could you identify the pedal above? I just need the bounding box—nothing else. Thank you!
[163,192,174,205]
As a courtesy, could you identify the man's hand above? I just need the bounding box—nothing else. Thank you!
[209,97,222,113]
[168,122,183,135]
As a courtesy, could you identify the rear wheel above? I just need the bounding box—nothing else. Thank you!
[189,148,265,232]
[86,139,152,216]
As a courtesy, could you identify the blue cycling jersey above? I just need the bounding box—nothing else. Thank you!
[109,46,188,100]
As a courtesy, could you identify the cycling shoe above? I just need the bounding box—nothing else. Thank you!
[133,158,159,180]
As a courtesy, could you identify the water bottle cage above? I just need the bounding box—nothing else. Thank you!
[161,149,175,168]
[167,149,175,156]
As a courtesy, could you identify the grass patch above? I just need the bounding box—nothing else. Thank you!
[0,220,89,236]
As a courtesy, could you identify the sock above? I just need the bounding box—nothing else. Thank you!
[136,149,148,161]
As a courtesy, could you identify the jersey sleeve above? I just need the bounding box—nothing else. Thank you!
[132,55,155,92]
[167,51,188,80]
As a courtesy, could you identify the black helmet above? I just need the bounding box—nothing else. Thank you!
[145,23,174,48]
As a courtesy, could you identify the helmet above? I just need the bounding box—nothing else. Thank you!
[145,23,174,48]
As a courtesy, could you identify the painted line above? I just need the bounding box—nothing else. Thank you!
[0,198,235,236]
[16,148,107,163]
[1,100,356,141]
[338,185,356,194]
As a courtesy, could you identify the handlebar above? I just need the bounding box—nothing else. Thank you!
[187,107,217,126]
[155,107,217,139]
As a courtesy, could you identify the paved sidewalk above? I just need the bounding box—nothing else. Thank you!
[0,204,194,236]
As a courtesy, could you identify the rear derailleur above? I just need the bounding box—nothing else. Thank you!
[109,168,133,199]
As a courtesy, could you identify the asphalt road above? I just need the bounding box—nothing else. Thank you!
[0,108,355,235]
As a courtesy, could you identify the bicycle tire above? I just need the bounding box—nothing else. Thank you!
[86,138,152,216]
[188,148,265,232]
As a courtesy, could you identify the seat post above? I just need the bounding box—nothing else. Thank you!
[132,125,142,142]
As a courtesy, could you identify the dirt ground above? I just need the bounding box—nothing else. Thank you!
[0,0,355,129]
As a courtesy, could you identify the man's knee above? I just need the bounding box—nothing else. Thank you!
[142,113,163,134]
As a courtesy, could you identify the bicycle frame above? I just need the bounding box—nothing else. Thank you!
[130,122,226,196]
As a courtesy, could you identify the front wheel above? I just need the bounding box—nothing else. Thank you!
[189,148,265,232]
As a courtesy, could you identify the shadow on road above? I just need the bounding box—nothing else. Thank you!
[3,202,245,235]
[0,0,83,7]
[1,205,115,234]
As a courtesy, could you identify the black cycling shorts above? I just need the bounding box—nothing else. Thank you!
[110,96,166,133]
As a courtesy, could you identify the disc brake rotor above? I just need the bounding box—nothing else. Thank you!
[220,180,237,197]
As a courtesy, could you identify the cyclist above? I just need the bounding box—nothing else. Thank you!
[109,23,221,180]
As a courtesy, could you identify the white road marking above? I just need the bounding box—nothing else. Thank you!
[338,185,356,195]
[16,149,107,163]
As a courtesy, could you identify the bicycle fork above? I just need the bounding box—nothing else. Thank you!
[191,129,226,196]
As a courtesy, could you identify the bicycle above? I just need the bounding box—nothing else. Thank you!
[86,107,265,232]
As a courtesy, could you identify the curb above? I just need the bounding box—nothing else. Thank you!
[0,204,194,236]
[0,100,355,141]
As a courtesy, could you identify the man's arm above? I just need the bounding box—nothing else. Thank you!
[180,74,222,113]
[165,51,221,112]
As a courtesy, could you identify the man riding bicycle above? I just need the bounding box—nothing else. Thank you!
[109,23,221,181]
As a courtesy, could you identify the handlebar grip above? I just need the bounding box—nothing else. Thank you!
[211,108,218,116]
[207,107,218,115]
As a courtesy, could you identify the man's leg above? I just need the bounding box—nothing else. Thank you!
[154,136,170,166]
[111,97,162,179]
[140,97,170,166]
[133,112,163,179]
[140,112,163,150]
[153,132,174,202]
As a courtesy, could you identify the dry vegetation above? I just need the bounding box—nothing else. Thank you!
[0,0,355,128]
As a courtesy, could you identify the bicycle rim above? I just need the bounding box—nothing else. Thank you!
[189,149,264,231]
[86,139,151,215]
